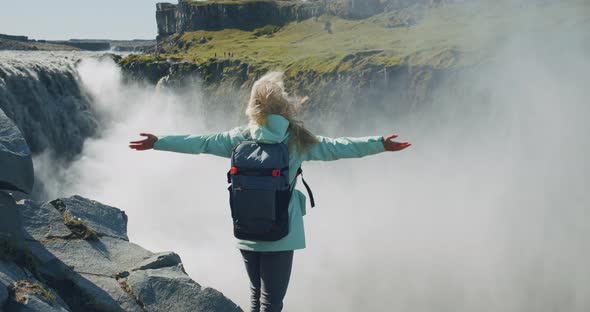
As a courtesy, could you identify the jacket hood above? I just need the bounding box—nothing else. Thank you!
[248,114,290,143]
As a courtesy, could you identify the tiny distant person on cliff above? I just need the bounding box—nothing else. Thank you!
[128,72,411,312]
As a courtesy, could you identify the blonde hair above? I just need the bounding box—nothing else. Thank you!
[245,71,318,153]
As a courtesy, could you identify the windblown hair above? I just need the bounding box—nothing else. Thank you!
[246,71,319,153]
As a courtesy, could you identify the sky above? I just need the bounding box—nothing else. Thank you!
[0,0,166,40]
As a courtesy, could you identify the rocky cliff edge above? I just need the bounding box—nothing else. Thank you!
[0,107,242,311]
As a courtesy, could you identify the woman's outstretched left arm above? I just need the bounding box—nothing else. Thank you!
[300,134,411,161]
[129,129,241,158]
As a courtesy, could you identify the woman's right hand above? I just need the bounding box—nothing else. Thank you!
[383,134,411,152]
[129,133,158,151]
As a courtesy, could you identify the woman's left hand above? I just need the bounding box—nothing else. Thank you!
[383,134,411,152]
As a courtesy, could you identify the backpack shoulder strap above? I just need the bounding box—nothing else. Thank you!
[296,167,316,208]
[242,128,252,141]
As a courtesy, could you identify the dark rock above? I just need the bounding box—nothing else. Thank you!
[121,58,171,85]
[49,41,111,51]
[0,34,29,42]
[49,196,129,241]
[156,3,178,39]
[0,261,71,312]
[132,251,182,271]
[4,280,71,312]
[17,197,243,311]
[156,1,324,39]
[1,280,7,307]
[0,192,24,249]
[26,237,152,278]
[97,53,122,63]
[71,273,143,312]
[4,293,70,311]
[128,264,242,312]
[20,200,72,241]
[0,108,34,194]
[0,39,38,51]
[0,261,24,308]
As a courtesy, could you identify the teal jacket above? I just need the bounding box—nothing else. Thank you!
[153,114,385,252]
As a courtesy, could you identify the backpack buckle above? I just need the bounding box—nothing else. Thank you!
[272,169,281,177]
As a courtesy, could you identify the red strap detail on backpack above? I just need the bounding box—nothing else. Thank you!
[230,167,238,175]
[272,169,281,177]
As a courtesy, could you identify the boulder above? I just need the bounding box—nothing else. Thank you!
[17,197,243,311]
[1,280,7,307]
[49,196,129,240]
[132,251,182,272]
[68,273,143,312]
[127,264,242,312]
[0,191,24,248]
[26,237,152,277]
[0,108,34,194]
[0,261,71,312]
[0,261,23,308]
[4,293,70,312]
[20,200,72,241]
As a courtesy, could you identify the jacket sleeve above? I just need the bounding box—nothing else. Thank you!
[152,127,243,158]
[300,135,385,161]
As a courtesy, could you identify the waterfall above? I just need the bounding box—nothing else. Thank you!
[0,51,100,161]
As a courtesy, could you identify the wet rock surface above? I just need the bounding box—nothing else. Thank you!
[1,194,243,311]
[0,107,33,194]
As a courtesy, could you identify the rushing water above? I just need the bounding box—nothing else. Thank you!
[2,33,589,311]
[0,51,101,161]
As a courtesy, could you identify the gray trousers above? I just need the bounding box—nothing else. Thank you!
[240,250,294,312]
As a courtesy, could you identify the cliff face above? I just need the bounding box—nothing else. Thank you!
[154,0,455,39]
[120,53,455,134]
[156,0,324,39]
[0,106,242,311]
[126,2,465,126]
[156,3,178,38]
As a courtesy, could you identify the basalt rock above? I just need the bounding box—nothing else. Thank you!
[0,261,71,311]
[156,0,325,39]
[0,108,33,194]
[10,196,243,311]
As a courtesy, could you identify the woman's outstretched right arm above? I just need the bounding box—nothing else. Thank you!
[129,129,241,158]
[300,134,411,161]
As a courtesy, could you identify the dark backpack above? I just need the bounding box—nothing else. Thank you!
[227,130,315,241]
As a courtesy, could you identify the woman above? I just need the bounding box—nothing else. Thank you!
[129,72,411,312]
